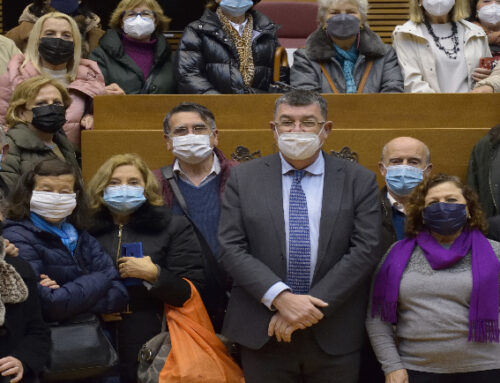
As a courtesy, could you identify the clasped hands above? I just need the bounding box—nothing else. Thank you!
[268,291,328,343]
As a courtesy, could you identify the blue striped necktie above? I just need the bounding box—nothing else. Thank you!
[287,170,311,294]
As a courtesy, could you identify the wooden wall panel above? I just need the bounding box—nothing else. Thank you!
[84,93,500,186]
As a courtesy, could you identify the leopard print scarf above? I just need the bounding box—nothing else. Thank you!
[217,7,255,88]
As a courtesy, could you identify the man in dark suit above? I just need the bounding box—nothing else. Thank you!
[219,90,382,382]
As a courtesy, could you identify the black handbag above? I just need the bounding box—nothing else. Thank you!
[43,313,118,382]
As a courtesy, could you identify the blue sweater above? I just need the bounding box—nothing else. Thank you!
[171,175,221,256]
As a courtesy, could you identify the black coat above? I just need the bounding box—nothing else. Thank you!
[176,8,279,94]
[0,256,50,382]
[89,203,205,382]
[90,29,176,94]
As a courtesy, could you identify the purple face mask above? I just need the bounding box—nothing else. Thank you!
[423,202,467,236]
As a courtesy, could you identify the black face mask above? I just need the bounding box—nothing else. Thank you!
[326,14,361,40]
[38,37,74,66]
[31,104,67,133]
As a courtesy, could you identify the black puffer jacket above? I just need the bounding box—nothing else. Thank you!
[176,8,279,94]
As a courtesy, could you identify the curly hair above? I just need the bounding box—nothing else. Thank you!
[405,173,487,237]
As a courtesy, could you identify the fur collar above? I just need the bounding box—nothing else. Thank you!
[90,203,172,235]
[304,26,389,61]
[19,5,38,23]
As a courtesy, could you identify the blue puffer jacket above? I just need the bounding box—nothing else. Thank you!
[3,219,129,322]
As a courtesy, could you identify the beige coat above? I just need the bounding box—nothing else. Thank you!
[393,19,490,92]
[476,60,500,91]
[0,36,21,76]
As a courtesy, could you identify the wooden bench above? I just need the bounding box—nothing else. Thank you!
[83,93,500,185]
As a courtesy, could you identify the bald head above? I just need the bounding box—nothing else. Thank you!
[380,137,431,166]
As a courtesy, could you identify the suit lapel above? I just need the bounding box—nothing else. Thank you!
[263,154,286,256]
[313,154,345,281]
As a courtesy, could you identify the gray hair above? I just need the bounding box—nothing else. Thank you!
[317,0,369,23]
[162,102,216,136]
[274,90,328,120]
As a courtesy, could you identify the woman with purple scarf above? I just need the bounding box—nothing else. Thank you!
[367,173,500,383]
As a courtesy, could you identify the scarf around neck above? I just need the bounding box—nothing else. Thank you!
[217,7,255,88]
[371,229,500,343]
[30,212,79,255]
[334,43,359,93]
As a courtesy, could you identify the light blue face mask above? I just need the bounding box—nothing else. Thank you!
[103,185,146,215]
[219,0,253,17]
[385,165,425,196]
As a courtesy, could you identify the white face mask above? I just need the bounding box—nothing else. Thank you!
[172,134,213,165]
[478,3,500,25]
[30,191,77,220]
[123,15,155,39]
[422,0,455,16]
[276,127,324,161]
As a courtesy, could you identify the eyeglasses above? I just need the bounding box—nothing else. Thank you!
[123,10,155,19]
[171,125,210,136]
[274,120,325,131]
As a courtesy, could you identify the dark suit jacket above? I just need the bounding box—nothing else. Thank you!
[219,152,382,355]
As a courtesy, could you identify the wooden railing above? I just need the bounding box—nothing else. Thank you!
[82,93,500,185]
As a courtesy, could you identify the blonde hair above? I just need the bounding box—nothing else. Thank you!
[317,0,369,24]
[109,0,171,32]
[87,153,164,212]
[6,75,71,128]
[24,12,82,82]
[409,0,470,23]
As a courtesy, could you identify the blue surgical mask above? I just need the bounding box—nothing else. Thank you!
[423,202,467,236]
[103,185,146,215]
[385,165,424,196]
[219,0,253,17]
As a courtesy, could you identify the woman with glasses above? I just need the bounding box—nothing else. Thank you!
[90,0,176,94]
[291,0,404,93]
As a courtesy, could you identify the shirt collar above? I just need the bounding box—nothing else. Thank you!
[387,191,405,214]
[279,152,325,176]
[228,18,248,37]
[173,152,221,177]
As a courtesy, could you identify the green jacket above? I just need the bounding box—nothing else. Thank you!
[90,28,176,94]
[466,127,500,217]
[0,123,79,193]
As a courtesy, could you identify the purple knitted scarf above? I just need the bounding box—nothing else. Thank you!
[371,229,500,343]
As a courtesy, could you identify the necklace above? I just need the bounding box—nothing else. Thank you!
[424,21,460,60]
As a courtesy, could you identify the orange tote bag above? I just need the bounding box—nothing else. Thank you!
[159,280,244,383]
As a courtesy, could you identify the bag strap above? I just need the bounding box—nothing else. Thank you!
[319,63,339,94]
[357,59,374,94]
[160,166,225,290]
[273,47,289,83]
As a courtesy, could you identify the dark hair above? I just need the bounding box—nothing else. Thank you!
[405,173,488,237]
[163,102,216,135]
[467,0,480,21]
[274,90,328,120]
[488,123,500,146]
[7,159,89,230]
